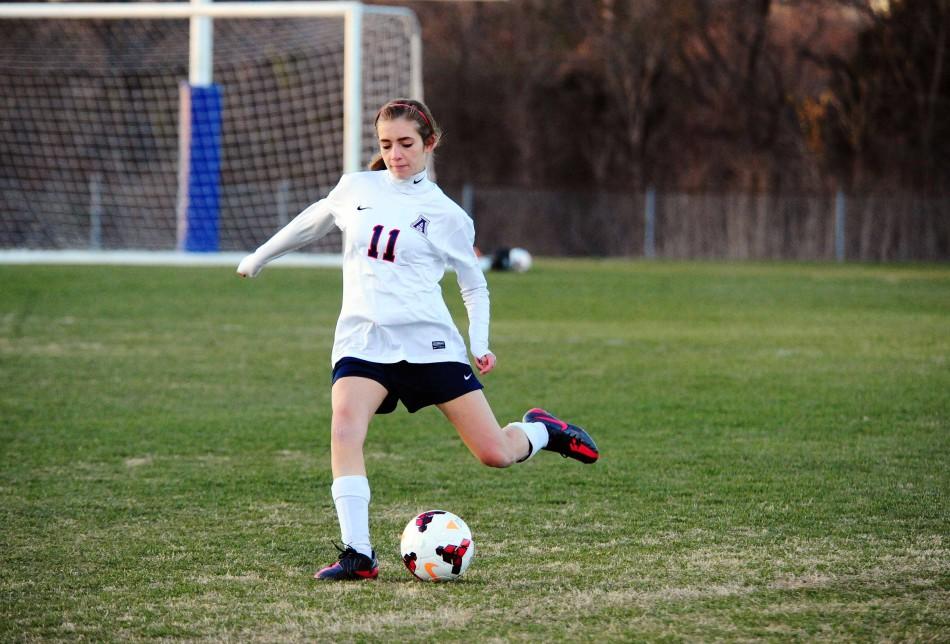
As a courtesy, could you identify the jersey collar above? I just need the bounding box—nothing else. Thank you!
[386,168,432,195]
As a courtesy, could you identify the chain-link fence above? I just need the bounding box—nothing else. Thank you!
[456,186,949,262]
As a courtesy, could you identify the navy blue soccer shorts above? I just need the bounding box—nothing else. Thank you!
[331,357,484,414]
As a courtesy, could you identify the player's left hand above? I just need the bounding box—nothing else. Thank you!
[475,352,496,375]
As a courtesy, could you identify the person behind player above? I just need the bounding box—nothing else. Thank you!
[236,98,599,581]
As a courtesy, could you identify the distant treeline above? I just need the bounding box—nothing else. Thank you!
[400,0,949,197]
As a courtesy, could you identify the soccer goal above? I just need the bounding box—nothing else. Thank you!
[0,2,421,263]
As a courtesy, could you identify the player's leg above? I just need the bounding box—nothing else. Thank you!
[315,376,388,581]
[330,375,387,478]
[438,391,600,467]
[437,390,543,467]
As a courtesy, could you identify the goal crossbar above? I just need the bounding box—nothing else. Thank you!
[0,2,415,20]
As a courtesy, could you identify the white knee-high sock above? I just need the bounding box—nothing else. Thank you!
[331,475,372,557]
[512,421,548,462]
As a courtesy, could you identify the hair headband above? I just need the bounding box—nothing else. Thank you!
[381,102,432,129]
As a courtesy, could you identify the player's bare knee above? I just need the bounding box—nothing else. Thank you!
[475,446,515,469]
[330,409,367,449]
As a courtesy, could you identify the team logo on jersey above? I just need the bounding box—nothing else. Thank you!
[411,215,430,236]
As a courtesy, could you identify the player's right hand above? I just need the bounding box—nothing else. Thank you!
[236,254,263,278]
[475,352,496,375]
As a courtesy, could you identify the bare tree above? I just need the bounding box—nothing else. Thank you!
[568,1,674,188]
[803,0,950,192]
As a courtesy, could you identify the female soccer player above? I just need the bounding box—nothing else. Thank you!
[237,99,598,581]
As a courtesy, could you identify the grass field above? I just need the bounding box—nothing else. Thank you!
[1,260,948,641]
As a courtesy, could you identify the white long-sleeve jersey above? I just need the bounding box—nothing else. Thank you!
[240,169,490,367]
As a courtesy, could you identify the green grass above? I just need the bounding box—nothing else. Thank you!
[1,260,948,641]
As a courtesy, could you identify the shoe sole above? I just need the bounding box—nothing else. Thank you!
[314,565,379,580]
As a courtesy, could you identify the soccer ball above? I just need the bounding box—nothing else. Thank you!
[508,247,533,272]
[400,510,475,582]
[484,247,533,272]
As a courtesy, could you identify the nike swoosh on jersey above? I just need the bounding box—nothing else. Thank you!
[357,205,371,210]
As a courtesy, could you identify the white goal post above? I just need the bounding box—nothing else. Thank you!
[0,1,421,262]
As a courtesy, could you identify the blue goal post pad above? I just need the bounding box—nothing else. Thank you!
[177,82,222,252]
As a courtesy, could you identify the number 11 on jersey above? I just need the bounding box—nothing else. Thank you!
[368,225,399,262]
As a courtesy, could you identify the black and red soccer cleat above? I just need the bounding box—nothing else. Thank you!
[314,544,379,581]
[523,408,600,464]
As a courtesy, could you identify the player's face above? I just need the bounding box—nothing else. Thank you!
[377,117,433,180]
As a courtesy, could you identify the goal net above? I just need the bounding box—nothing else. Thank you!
[0,4,420,256]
